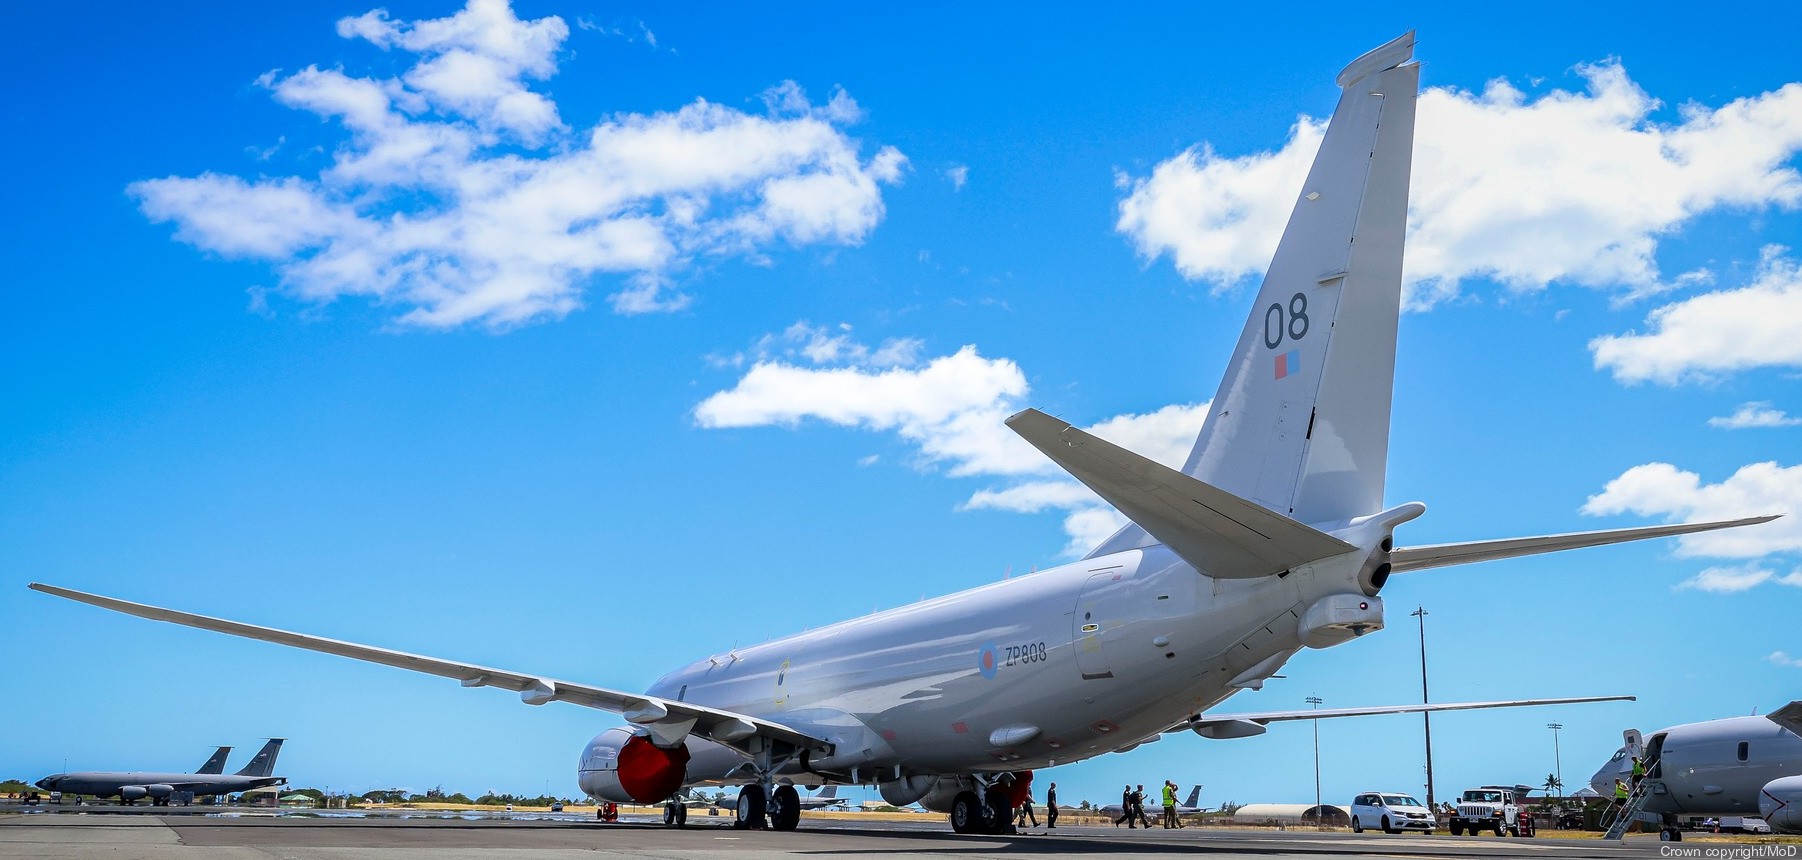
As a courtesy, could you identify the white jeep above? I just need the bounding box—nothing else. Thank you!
[1449,785,1528,836]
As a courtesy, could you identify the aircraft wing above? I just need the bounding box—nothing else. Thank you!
[28,583,827,752]
[1768,700,1802,738]
[1007,409,1355,578]
[1176,695,1635,733]
[1390,516,1779,572]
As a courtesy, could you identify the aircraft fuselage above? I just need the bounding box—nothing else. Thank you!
[624,516,1386,782]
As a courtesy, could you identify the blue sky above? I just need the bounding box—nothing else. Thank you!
[4,0,1801,809]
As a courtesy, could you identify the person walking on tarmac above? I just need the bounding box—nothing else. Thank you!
[1016,787,1039,829]
[1045,782,1058,829]
[1115,785,1135,827]
[1132,785,1154,829]
[1161,780,1185,829]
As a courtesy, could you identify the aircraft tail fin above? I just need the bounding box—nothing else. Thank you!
[235,738,284,777]
[1185,785,1202,808]
[816,785,836,799]
[195,745,232,775]
[1008,408,1353,577]
[1090,32,1419,557]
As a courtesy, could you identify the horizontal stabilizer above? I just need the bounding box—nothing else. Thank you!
[1391,515,1780,572]
[1180,694,1635,732]
[1769,700,1802,738]
[28,583,827,752]
[1007,409,1353,577]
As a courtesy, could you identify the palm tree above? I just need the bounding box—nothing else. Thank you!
[1543,774,1563,802]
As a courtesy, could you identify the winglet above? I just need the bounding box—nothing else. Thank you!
[1006,408,1354,576]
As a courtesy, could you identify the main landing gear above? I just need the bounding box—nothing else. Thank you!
[732,782,802,831]
[949,788,1015,835]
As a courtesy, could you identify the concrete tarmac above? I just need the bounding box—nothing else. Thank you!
[0,811,1719,859]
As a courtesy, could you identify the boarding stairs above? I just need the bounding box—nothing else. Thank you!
[1602,784,1654,840]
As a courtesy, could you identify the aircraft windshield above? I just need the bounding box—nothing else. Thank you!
[1462,790,1504,803]
[1383,795,1422,807]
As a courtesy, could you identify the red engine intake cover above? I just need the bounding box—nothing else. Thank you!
[1005,770,1034,807]
[616,734,691,803]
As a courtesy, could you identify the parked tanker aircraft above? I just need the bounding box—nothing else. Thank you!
[1588,702,1802,838]
[30,31,1778,835]
[34,739,285,805]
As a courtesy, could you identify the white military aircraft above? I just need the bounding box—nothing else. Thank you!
[31,31,1776,835]
[1588,702,1802,838]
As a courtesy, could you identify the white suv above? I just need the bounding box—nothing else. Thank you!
[1351,792,1436,834]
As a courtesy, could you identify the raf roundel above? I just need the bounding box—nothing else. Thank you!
[977,642,999,679]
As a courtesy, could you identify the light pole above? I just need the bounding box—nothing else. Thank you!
[1307,695,1324,829]
[1411,606,1436,812]
[1548,722,1564,801]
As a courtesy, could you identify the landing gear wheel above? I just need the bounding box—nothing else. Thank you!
[664,803,677,826]
[985,791,1014,834]
[770,785,801,832]
[1382,815,1397,834]
[675,803,687,827]
[950,791,983,834]
[735,784,767,830]
[1352,816,1364,833]
[1660,827,1682,841]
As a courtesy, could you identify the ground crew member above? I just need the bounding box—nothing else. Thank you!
[1161,780,1184,828]
[1132,784,1153,828]
[1045,782,1058,829]
[1115,785,1135,827]
[1613,779,1629,807]
[1016,788,1038,828]
[1630,755,1647,789]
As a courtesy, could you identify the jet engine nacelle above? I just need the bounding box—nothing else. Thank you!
[878,774,937,807]
[118,786,148,801]
[576,727,692,804]
[919,775,977,813]
[146,784,175,798]
[1298,593,1384,648]
[1758,775,1802,834]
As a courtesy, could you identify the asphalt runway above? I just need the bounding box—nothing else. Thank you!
[0,810,1724,859]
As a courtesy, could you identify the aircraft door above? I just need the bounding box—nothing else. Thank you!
[1074,572,1129,680]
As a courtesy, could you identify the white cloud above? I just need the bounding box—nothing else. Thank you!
[1116,63,1802,308]
[1592,248,1802,384]
[694,345,1040,477]
[130,0,905,329]
[1583,461,1802,559]
[1771,651,1802,668]
[1675,564,1774,593]
[945,164,969,191]
[714,322,924,370]
[1709,401,1802,429]
[697,328,1209,555]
